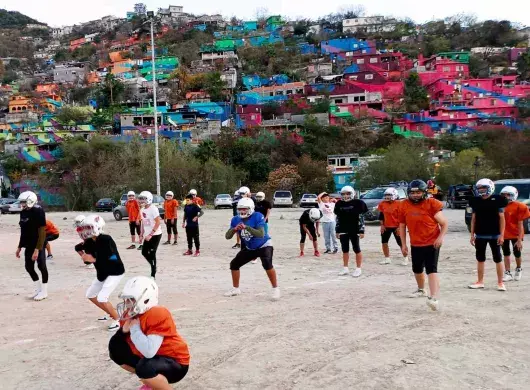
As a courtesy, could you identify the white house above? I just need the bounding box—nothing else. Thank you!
[169,5,184,18]
[343,17,397,33]
[220,68,237,89]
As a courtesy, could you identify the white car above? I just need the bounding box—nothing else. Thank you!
[8,200,23,214]
[214,194,233,209]
[273,190,293,207]
[299,193,318,208]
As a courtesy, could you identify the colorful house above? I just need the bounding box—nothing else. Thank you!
[327,154,359,191]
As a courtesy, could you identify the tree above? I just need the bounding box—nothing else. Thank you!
[194,140,219,164]
[435,148,498,189]
[296,155,335,194]
[265,164,302,196]
[517,52,530,81]
[404,72,429,112]
[204,72,226,101]
[55,106,93,125]
[516,97,530,118]
[96,74,125,108]
[0,60,4,81]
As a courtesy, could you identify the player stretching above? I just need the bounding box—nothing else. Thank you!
[224,198,280,300]
[378,187,408,266]
[299,208,323,257]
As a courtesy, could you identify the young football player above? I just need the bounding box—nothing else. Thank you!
[377,187,408,266]
[163,191,179,246]
[125,191,143,250]
[44,219,60,260]
[299,208,323,257]
[182,194,204,256]
[139,191,163,279]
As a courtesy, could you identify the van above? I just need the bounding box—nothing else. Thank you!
[273,190,293,207]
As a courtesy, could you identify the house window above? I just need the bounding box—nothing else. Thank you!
[360,96,366,102]
[354,96,360,102]
[338,176,346,185]
[443,66,450,72]
[329,159,336,165]
[357,58,364,64]
[334,99,343,104]
[369,57,377,63]
[250,115,256,120]
[350,75,358,80]
[490,100,495,106]
[269,92,274,96]
[339,158,346,165]
[275,91,284,96]
[346,52,353,57]
[365,74,373,80]
[353,44,358,48]
[286,90,293,95]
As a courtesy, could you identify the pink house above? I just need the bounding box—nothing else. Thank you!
[236,105,262,129]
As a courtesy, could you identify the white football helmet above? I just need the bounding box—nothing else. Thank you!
[309,208,322,222]
[340,186,355,202]
[117,276,159,321]
[238,186,251,196]
[384,187,399,201]
[138,191,153,206]
[127,191,135,197]
[500,186,518,201]
[234,190,239,196]
[165,191,174,198]
[189,189,197,196]
[237,197,255,218]
[73,214,86,228]
[77,214,105,240]
[256,191,265,202]
[476,178,495,197]
[18,191,38,209]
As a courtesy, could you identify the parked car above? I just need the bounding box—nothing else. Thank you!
[299,193,318,208]
[95,198,117,212]
[0,198,17,212]
[113,194,165,221]
[446,184,473,209]
[214,194,233,209]
[120,193,128,206]
[273,190,294,207]
[1,200,22,214]
[361,186,407,221]
[329,193,342,202]
[465,179,530,233]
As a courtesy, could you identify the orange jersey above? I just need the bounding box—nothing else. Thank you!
[126,200,141,221]
[193,196,204,206]
[504,201,530,239]
[45,220,59,235]
[377,200,401,228]
[399,198,444,247]
[124,306,190,365]
[164,199,179,219]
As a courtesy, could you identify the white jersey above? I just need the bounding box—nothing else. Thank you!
[141,205,162,236]
[319,202,336,223]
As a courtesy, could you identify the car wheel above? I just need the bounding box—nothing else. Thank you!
[114,210,123,221]
[214,206,219,209]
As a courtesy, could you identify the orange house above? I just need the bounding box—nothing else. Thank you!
[8,95,36,113]
[86,71,101,84]
[36,83,59,95]
[70,37,86,51]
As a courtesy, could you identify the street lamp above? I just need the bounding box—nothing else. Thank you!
[473,156,480,182]
[146,11,161,196]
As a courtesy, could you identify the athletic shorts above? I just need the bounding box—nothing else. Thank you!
[339,233,361,254]
[46,233,59,242]
[230,246,274,271]
[86,275,124,302]
[475,238,502,263]
[129,221,141,236]
[411,245,439,274]
[381,227,401,245]
[502,239,522,258]
[300,224,317,243]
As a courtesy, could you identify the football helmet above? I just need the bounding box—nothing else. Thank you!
[117,276,159,320]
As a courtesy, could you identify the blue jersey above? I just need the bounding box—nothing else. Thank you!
[230,211,270,250]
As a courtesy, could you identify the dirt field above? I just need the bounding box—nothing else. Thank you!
[0,207,529,390]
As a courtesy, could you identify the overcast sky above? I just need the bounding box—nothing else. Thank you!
[7,0,530,27]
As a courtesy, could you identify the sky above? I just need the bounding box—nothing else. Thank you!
[5,0,530,27]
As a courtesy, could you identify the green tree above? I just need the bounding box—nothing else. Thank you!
[96,74,125,108]
[435,148,498,189]
[194,140,219,163]
[516,97,530,118]
[204,72,226,101]
[517,52,530,81]
[55,106,93,125]
[404,72,429,112]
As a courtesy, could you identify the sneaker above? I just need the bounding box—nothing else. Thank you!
[183,250,193,256]
[27,290,40,299]
[193,250,200,257]
[338,268,349,276]
[410,289,426,298]
[47,254,54,260]
[224,287,241,297]
[299,251,304,257]
[126,244,136,250]
[98,315,109,321]
[85,263,94,269]
[232,244,240,249]
[34,290,48,301]
[163,241,171,245]
[503,271,513,282]
[468,282,485,289]
[137,245,143,250]
[497,283,507,292]
[107,321,120,331]
[427,297,439,311]
[351,268,362,278]
[251,259,258,264]
[324,249,331,254]
[314,251,321,257]
[333,248,339,254]
[271,287,281,300]
[173,241,178,245]
[379,258,391,265]
[401,257,409,266]
[515,268,523,281]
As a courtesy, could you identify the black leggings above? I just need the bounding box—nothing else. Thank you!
[109,330,188,383]
[186,226,200,250]
[475,238,502,263]
[300,225,317,243]
[166,219,178,236]
[502,239,522,258]
[339,233,361,254]
[24,247,48,283]
[129,222,141,236]
[142,234,162,278]
[381,227,402,246]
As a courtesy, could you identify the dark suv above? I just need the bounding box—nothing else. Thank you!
[361,185,407,221]
[446,184,473,209]
[465,179,530,233]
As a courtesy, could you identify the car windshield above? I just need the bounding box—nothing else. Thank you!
[494,183,530,200]
[100,199,112,202]
[362,188,387,199]
[275,191,291,197]
[217,194,230,198]
[303,194,317,198]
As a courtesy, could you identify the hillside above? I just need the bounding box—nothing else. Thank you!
[0,9,43,28]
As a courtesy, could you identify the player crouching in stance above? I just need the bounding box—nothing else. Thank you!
[399,180,448,311]
[378,187,408,266]
[224,198,281,300]
[109,276,190,390]
[299,208,323,257]
[76,214,125,331]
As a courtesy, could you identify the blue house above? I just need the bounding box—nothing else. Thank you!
[327,154,359,191]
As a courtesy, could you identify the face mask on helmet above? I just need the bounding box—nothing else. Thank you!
[76,225,95,240]
[384,194,393,201]
[237,207,251,219]
[138,196,148,206]
[341,192,353,201]
[408,189,426,203]
[477,185,492,197]
[500,186,518,202]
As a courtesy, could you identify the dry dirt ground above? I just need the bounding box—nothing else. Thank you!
[0,208,529,390]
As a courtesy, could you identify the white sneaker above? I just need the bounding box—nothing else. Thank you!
[271,287,281,300]
[352,268,362,278]
[410,289,427,298]
[401,257,409,266]
[27,281,41,299]
[379,258,391,265]
[34,284,48,301]
[251,259,258,264]
[514,268,523,281]
[107,320,120,331]
[497,283,507,292]
[503,271,513,282]
[468,282,485,289]
[338,268,349,276]
[224,287,241,297]
[85,264,94,269]
[427,297,439,311]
